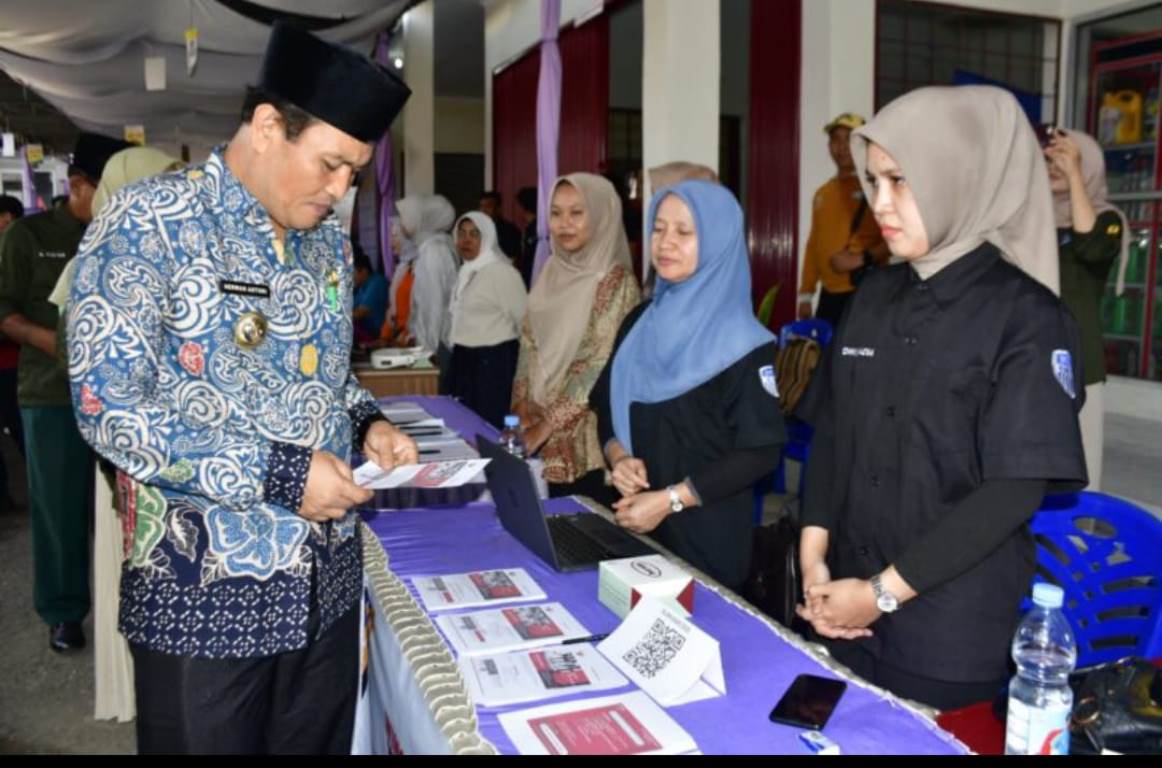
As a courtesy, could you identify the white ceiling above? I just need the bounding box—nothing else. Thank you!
[0,0,413,156]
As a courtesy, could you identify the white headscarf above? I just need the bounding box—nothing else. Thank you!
[853,85,1059,294]
[403,194,460,351]
[449,212,506,341]
[397,194,456,246]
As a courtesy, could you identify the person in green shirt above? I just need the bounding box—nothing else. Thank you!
[1045,127,1129,492]
[0,132,129,652]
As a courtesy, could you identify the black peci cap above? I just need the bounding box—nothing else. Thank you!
[259,21,411,143]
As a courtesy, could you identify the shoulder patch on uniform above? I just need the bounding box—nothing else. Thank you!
[759,364,779,398]
[1051,349,1076,399]
[1106,222,1121,237]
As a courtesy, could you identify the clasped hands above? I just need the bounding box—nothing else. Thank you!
[795,560,881,641]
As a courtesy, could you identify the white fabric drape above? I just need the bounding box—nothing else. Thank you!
[0,1,410,155]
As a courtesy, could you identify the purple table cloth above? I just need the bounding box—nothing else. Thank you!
[362,502,967,753]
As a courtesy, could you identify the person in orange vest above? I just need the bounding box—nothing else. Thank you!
[798,112,888,328]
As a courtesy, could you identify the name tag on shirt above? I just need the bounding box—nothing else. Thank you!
[841,346,875,358]
[219,279,272,299]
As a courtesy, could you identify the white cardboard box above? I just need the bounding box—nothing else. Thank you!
[598,555,694,619]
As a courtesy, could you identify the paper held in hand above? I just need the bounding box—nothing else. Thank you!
[354,458,490,489]
[411,568,546,611]
[498,691,698,755]
[460,643,629,707]
[597,597,725,707]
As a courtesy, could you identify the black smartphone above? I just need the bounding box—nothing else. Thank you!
[1036,122,1059,148]
[768,674,847,730]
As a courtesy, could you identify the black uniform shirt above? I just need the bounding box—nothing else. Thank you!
[591,304,786,589]
[799,242,1087,683]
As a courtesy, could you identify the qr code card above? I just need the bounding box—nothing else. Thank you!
[598,597,725,706]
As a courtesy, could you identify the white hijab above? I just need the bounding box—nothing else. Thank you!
[402,194,459,351]
[450,212,506,340]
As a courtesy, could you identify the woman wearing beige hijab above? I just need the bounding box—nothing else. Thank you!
[512,174,640,502]
[793,86,1087,711]
[1045,128,1129,491]
[49,146,183,723]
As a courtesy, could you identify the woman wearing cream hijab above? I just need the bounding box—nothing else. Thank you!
[512,174,640,502]
[1045,128,1129,491]
[794,86,1087,712]
[49,146,183,723]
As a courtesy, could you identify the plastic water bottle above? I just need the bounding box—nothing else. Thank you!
[1004,583,1077,756]
[499,415,526,459]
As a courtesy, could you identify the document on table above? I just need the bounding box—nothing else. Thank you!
[415,439,479,462]
[378,403,444,428]
[460,643,630,707]
[597,598,725,707]
[412,568,546,611]
[354,459,490,489]
[434,603,590,657]
[497,691,698,755]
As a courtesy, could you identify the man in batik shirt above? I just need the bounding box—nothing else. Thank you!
[68,22,416,754]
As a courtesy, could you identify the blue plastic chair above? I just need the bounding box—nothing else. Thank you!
[752,320,832,524]
[1029,492,1162,668]
[778,318,834,350]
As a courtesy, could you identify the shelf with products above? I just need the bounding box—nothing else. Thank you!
[1091,37,1161,381]
[1102,141,1156,153]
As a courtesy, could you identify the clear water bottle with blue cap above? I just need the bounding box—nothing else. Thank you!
[1004,583,1077,755]
[499,415,526,459]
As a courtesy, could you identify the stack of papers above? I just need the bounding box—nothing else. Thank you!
[379,403,480,462]
[497,691,698,755]
[435,603,590,657]
[412,569,546,611]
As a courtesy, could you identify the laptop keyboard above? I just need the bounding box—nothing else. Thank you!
[547,516,621,566]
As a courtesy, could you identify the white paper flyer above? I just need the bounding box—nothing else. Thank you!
[434,603,590,657]
[460,643,629,707]
[412,568,546,611]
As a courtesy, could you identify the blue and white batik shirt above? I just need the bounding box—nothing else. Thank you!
[68,147,384,659]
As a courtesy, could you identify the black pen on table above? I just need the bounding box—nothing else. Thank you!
[561,633,610,646]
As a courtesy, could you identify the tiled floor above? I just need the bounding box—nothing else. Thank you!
[1103,414,1162,519]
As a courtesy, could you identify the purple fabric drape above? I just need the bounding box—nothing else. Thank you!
[20,149,40,213]
[532,0,562,285]
[374,34,396,279]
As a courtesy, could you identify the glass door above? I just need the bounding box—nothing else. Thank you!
[1093,49,1161,380]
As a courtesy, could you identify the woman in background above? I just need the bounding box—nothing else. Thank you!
[512,174,640,503]
[1046,127,1129,490]
[446,212,527,428]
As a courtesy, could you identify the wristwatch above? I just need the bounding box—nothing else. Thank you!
[869,573,899,614]
[667,486,685,514]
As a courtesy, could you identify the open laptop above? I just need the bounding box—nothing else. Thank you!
[477,435,660,572]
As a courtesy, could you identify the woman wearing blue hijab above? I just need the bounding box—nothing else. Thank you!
[590,180,786,589]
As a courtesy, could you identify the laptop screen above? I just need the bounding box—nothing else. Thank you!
[477,435,562,569]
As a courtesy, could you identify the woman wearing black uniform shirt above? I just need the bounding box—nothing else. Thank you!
[590,180,786,590]
[795,86,1088,710]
